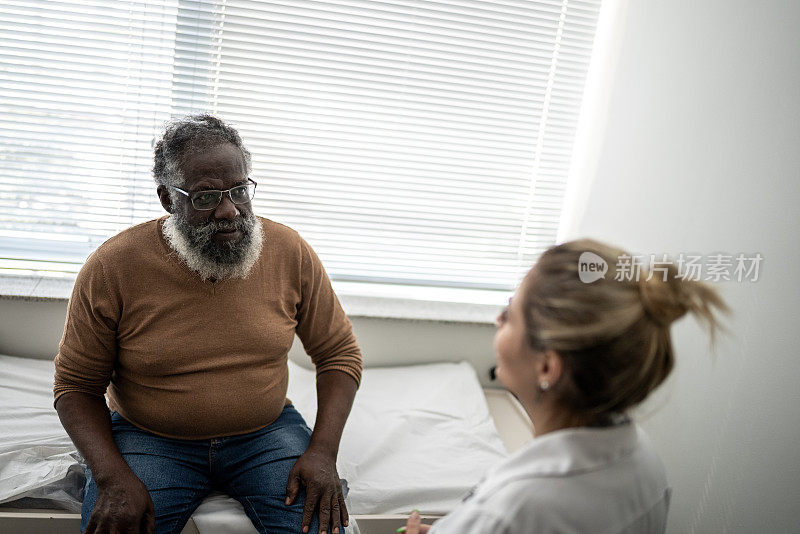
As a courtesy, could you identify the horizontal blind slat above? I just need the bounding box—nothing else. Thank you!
[0,0,601,287]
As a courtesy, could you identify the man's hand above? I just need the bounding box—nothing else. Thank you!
[286,447,348,534]
[85,472,154,534]
[56,392,155,533]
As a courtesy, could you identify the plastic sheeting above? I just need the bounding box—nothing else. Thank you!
[0,354,508,530]
[0,354,85,511]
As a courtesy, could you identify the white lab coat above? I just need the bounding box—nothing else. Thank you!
[430,420,671,534]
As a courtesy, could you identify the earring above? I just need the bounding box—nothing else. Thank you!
[539,380,550,391]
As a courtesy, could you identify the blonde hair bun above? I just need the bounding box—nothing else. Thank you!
[638,269,688,327]
[639,263,728,337]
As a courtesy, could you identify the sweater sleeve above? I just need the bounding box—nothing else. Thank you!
[294,237,362,387]
[53,251,120,406]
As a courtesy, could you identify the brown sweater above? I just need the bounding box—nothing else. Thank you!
[54,216,362,439]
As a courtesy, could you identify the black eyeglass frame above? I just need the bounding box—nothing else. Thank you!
[169,178,257,211]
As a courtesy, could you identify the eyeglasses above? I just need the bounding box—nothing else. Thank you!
[170,178,257,211]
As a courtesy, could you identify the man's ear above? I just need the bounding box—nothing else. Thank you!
[157,185,173,214]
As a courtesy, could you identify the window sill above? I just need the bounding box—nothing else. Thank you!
[332,281,509,324]
[0,273,509,324]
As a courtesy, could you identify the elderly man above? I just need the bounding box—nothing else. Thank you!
[54,115,362,534]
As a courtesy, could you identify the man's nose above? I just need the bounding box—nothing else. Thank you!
[213,193,239,220]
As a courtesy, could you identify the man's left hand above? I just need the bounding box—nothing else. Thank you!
[286,447,348,534]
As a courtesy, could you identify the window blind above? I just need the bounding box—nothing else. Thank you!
[0,0,602,290]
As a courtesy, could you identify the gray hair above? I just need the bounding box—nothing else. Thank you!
[152,114,252,188]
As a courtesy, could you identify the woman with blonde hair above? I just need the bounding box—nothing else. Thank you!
[404,238,727,534]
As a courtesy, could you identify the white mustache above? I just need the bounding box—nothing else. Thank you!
[216,221,240,232]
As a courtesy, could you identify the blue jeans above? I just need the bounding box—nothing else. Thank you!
[82,405,321,534]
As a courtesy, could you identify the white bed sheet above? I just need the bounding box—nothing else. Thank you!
[286,360,508,515]
[0,354,508,531]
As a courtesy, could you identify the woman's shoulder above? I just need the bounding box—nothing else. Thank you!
[430,479,556,534]
[447,468,667,534]
[444,423,670,532]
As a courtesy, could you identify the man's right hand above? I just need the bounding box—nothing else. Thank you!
[85,473,155,534]
[55,392,155,533]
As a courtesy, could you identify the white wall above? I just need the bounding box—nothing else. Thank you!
[563,0,800,532]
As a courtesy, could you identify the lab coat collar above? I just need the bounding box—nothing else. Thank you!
[489,420,639,483]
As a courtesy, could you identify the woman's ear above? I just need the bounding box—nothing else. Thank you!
[538,349,564,388]
[157,185,173,214]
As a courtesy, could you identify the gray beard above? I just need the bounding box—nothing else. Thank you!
[162,210,263,281]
